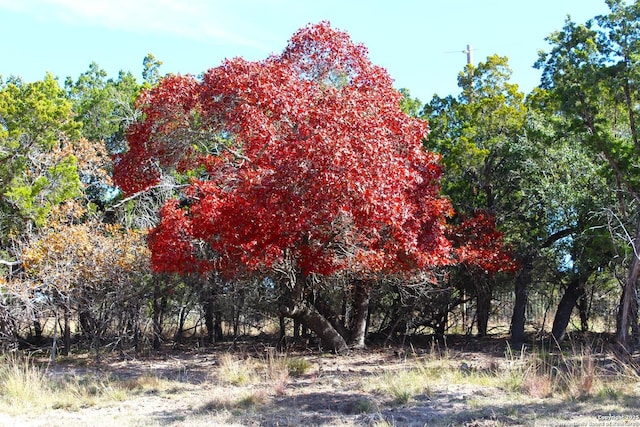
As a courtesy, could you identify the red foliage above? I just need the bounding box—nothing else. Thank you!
[147,200,202,273]
[114,22,515,278]
[113,74,201,194]
[447,211,520,274]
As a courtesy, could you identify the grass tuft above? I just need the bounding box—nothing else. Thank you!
[0,354,50,412]
[286,356,311,376]
[370,365,432,405]
[218,353,259,386]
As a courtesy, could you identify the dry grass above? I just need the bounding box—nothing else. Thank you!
[501,343,638,401]
[0,340,638,426]
[0,354,52,412]
[0,353,185,415]
[217,352,260,386]
[366,364,433,404]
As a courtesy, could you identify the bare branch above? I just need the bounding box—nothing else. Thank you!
[107,182,189,211]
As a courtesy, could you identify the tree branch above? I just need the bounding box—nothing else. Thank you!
[542,227,575,248]
[107,182,189,211]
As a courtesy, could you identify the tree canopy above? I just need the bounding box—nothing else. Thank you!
[114,22,460,279]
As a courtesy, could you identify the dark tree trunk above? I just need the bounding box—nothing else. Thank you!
[175,304,189,343]
[578,291,590,332]
[279,272,348,354]
[203,299,215,344]
[293,319,302,340]
[313,295,350,339]
[214,308,223,341]
[475,278,492,337]
[62,307,71,356]
[130,309,141,352]
[631,292,640,347]
[199,276,223,344]
[349,279,371,348]
[78,309,92,339]
[278,315,286,342]
[433,319,446,340]
[551,277,584,343]
[280,300,349,354]
[32,319,43,344]
[511,254,533,348]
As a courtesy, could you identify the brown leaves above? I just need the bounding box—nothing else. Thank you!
[21,215,150,294]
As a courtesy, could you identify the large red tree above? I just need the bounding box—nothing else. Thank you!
[114,22,512,352]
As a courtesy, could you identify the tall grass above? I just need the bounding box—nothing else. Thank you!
[0,353,183,415]
[0,354,51,411]
[503,342,640,400]
[216,350,311,396]
[217,353,260,386]
[365,341,639,406]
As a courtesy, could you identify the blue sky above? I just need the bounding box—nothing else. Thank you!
[1,0,611,101]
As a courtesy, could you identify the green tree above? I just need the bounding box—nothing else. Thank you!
[0,74,82,245]
[142,53,163,87]
[424,54,608,345]
[65,63,141,152]
[399,88,423,118]
[424,55,527,337]
[536,0,640,348]
[64,63,144,209]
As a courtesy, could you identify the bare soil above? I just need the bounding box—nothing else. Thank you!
[2,335,640,427]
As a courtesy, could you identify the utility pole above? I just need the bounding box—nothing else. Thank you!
[464,44,473,66]
[464,44,475,103]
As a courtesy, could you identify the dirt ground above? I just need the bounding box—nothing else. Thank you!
[2,336,640,427]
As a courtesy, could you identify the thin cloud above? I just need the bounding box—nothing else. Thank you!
[0,0,274,51]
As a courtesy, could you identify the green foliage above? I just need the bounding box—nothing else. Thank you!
[0,73,81,147]
[398,88,423,118]
[142,53,163,86]
[64,62,142,148]
[424,55,528,216]
[0,74,83,240]
[535,1,640,345]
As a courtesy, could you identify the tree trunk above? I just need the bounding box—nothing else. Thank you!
[32,318,43,344]
[313,295,351,339]
[631,292,640,347]
[279,272,348,354]
[203,299,215,344]
[278,315,286,342]
[617,222,640,349]
[511,254,533,347]
[62,307,71,356]
[214,308,223,341]
[175,305,188,343]
[78,309,92,339]
[280,300,349,354]
[551,277,584,343]
[349,279,371,348]
[152,284,167,350]
[578,291,590,332]
[293,319,302,340]
[200,277,223,344]
[475,278,492,337]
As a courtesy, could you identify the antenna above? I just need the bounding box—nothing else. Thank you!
[445,44,476,66]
